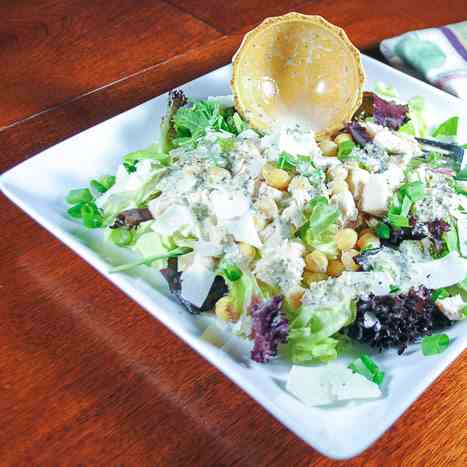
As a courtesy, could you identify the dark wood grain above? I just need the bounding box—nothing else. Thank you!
[168,0,467,42]
[1,1,466,466]
[0,0,220,129]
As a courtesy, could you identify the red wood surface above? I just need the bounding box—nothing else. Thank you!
[1,1,466,466]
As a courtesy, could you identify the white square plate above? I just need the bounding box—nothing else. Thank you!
[1,54,466,460]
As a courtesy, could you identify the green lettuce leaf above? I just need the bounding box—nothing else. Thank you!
[222,270,263,317]
[399,96,428,137]
[172,99,248,148]
[432,116,459,140]
[285,299,355,364]
[299,196,340,257]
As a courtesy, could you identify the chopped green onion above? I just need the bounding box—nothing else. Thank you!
[223,264,243,282]
[462,305,467,317]
[400,196,412,217]
[90,180,107,193]
[81,202,103,228]
[421,334,450,356]
[454,182,467,196]
[90,175,116,193]
[110,228,134,247]
[123,160,137,173]
[277,152,297,171]
[376,222,391,240]
[109,246,193,273]
[348,354,385,385]
[388,213,410,228]
[66,188,93,205]
[432,288,449,302]
[67,203,85,219]
[389,285,401,294]
[337,140,355,160]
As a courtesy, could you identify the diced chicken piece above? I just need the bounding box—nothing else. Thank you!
[347,167,369,201]
[258,182,284,201]
[436,295,465,321]
[281,202,304,228]
[288,175,312,206]
[360,174,392,217]
[148,194,175,218]
[331,191,358,222]
[254,197,279,220]
[288,175,312,192]
[365,122,421,156]
[384,164,405,191]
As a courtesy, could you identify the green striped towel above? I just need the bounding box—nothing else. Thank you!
[380,21,467,100]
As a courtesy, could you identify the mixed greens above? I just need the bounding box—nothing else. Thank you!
[65,86,465,404]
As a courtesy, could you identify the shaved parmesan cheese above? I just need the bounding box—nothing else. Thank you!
[151,205,194,236]
[286,363,382,407]
[210,190,249,220]
[180,262,216,307]
[224,211,262,248]
[436,295,465,321]
[412,252,467,289]
[177,252,195,272]
[278,128,320,157]
[195,240,224,257]
[360,174,391,217]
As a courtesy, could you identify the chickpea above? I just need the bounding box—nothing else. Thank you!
[341,249,360,271]
[329,180,349,195]
[319,140,338,157]
[215,296,239,322]
[357,232,381,250]
[303,271,328,286]
[239,242,257,259]
[334,133,353,145]
[335,228,358,251]
[305,250,328,273]
[262,163,291,190]
[327,259,345,277]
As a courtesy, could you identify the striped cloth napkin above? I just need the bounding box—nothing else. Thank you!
[380,21,467,100]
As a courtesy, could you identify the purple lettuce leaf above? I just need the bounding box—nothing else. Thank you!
[160,259,227,314]
[373,94,409,130]
[251,295,288,363]
[346,122,373,146]
[426,219,451,253]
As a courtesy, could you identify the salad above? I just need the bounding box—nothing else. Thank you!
[67,87,467,384]
[65,84,466,404]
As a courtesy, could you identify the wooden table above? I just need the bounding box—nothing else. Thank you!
[1,1,466,465]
